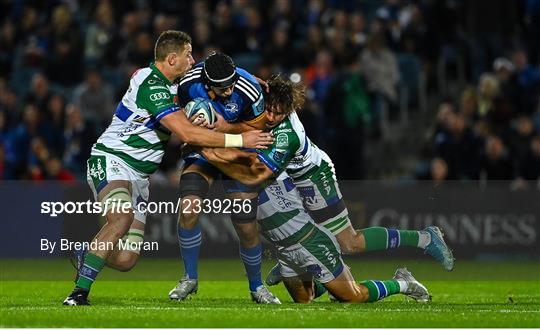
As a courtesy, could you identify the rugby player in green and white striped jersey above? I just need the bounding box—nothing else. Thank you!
[200,75,454,287]
[254,173,430,303]
[63,30,273,306]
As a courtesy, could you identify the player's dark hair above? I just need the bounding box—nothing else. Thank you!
[155,30,191,61]
[203,52,239,87]
[265,74,306,115]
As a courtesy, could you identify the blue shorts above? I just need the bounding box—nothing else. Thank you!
[183,152,259,194]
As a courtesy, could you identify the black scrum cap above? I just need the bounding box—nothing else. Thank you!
[203,52,239,88]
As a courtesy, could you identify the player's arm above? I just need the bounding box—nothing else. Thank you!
[141,85,272,149]
[160,110,271,148]
[213,114,267,133]
[202,127,297,185]
[201,148,274,185]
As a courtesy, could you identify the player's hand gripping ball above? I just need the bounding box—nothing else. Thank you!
[184,98,216,126]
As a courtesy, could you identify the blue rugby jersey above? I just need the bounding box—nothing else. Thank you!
[176,63,265,125]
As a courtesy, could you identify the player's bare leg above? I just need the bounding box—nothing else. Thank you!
[330,222,454,272]
[267,224,454,287]
[106,219,146,272]
[283,275,314,303]
[64,180,134,305]
[326,267,429,303]
[73,219,145,275]
[334,226,365,253]
[323,267,369,303]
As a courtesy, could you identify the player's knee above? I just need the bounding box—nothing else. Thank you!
[292,291,314,304]
[337,229,364,254]
[179,172,209,199]
[230,197,258,224]
[339,239,363,254]
[113,229,144,271]
[355,284,370,303]
[231,197,259,246]
[111,252,139,272]
[179,199,201,228]
[234,222,260,248]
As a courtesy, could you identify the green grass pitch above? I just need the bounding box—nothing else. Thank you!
[1,258,539,327]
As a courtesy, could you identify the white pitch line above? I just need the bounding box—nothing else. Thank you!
[3,306,540,313]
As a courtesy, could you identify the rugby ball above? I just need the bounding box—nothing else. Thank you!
[183,98,216,125]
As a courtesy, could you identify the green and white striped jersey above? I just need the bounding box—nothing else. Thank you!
[92,63,178,175]
[257,112,334,181]
[257,173,316,248]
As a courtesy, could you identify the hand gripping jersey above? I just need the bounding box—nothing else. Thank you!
[257,112,333,182]
[256,112,350,234]
[176,63,265,125]
[92,63,178,175]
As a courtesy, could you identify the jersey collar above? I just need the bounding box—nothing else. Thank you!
[149,62,171,85]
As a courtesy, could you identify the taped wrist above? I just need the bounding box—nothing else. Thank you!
[225,133,243,147]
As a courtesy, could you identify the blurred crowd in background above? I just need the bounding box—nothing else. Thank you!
[0,0,539,186]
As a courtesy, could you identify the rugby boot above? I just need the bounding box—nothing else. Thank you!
[250,286,281,304]
[63,288,90,306]
[423,226,455,271]
[168,275,198,301]
[393,267,430,303]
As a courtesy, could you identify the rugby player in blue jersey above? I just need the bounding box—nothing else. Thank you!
[168,53,279,304]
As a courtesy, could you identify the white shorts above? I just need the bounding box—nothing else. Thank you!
[278,225,345,284]
[87,150,150,223]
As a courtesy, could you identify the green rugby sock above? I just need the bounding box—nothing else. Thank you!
[75,253,106,291]
[360,227,425,251]
[360,279,401,302]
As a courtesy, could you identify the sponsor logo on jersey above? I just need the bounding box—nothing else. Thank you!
[89,158,106,181]
[267,184,293,209]
[298,186,315,197]
[225,102,239,114]
[298,182,318,205]
[274,128,292,134]
[276,133,289,149]
[272,150,286,163]
[118,122,142,136]
[132,115,148,124]
[319,244,337,268]
[149,92,170,101]
[110,160,121,174]
[149,85,169,90]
